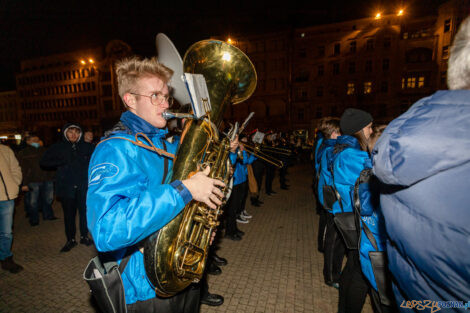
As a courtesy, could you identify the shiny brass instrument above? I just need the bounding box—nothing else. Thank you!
[240,142,284,168]
[144,38,257,297]
[258,144,292,156]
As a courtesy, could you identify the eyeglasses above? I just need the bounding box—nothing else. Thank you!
[130,92,174,106]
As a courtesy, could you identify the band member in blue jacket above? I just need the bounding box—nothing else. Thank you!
[315,118,344,287]
[86,56,227,312]
[331,108,373,313]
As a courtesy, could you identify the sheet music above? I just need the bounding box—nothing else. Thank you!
[252,131,265,144]
[182,73,212,119]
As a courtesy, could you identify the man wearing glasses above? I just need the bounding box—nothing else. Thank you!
[87,56,226,312]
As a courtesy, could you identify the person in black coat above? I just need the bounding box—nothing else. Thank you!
[41,123,94,252]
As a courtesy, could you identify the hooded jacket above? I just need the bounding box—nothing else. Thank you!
[0,144,22,201]
[373,90,470,308]
[40,123,94,198]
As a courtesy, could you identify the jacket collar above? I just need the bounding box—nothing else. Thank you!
[120,111,168,138]
[337,135,361,150]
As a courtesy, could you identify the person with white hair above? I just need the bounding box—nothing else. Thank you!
[372,17,470,309]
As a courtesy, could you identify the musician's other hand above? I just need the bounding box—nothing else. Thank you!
[230,136,239,153]
[182,166,225,209]
[210,230,217,245]
[239,143,245,152]
[21,186,29,192]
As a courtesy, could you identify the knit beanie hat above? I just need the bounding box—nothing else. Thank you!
[340,108,373,135]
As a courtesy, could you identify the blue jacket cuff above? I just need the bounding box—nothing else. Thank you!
[170,180,192,205]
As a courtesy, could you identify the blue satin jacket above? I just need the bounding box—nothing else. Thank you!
[331,135,369,215]
[316,139,336,207]
[373,90,470,309]
[86,111,192,304]
[232,150,256,186]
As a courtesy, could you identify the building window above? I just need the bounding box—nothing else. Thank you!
[295,71,309,82]
[442,45,450,59]
[317,86,323,97]
[349,41,356,53]
[382,59,390,71]
[298,48,307,58]
[318,45,325,57]
[381,81,388,93]
[407,77,416,88]
[318,64,324,76]
[365,60,372,72]
[418,76,425,88]
[366,39,374,51]
[383,37,391,48]
[348,62,355,74]
[316,106,322,118]
[347,83,355,95]
[333,63,340,75]
[364,82,372,94]
[334,43,340,56]
[298,108,304,121]
[444,19,451,33]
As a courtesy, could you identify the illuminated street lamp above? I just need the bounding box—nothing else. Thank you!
[88,58,94,63]
[227,38,233,44]
[397,9,404,16]
[375,12,382,19]
[80,60,86,65]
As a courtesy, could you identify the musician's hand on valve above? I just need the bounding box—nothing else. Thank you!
[230,136,239,153]
[182,166,225,210]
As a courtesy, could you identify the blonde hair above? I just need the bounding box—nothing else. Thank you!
[115,56,174,108]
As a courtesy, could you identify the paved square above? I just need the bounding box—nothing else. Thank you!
[0,163,374,313]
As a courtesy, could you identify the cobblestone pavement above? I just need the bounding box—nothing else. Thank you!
[0,163,373,313]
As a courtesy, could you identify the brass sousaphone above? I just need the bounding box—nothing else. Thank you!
[144,34,257,297]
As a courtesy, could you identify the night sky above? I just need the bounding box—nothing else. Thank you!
[0,0,447,91]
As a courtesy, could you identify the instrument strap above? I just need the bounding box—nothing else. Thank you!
[118,253,131,273]
[161,141,169,184]
[353,169,379,251]
[97,132,175,160]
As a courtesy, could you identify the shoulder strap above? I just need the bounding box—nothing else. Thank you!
[118,253,131,273]
[97,132,175,160]
[0,170,10,201]
[161,140,169,184]
[353,169,379,251]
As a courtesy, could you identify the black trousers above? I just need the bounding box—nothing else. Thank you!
[317,209,327,252]
[237,182,248,216]
[251,159,265,199]
[127,284,200,313]
[338,249,371,313]
[60,188,88,241]
[265,164,275,193]
[323,212,345,284]
[279,162,288,187]
[225,183,245,235]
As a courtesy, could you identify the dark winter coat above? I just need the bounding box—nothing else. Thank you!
[40,123,94,198]
[17,145,55,185]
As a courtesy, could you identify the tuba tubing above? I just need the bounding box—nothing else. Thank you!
[144,39,257,297]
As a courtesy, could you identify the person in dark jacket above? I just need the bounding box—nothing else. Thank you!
[17,133,57,226]
[41,123,94,252]
[373,17,470,311]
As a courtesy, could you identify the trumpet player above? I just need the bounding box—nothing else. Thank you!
[86,56,227,312]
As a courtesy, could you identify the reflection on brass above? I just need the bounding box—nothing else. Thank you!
[144,39,257,297]
[241,143,284,168]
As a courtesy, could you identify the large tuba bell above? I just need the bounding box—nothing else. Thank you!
[144,37,257,297]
